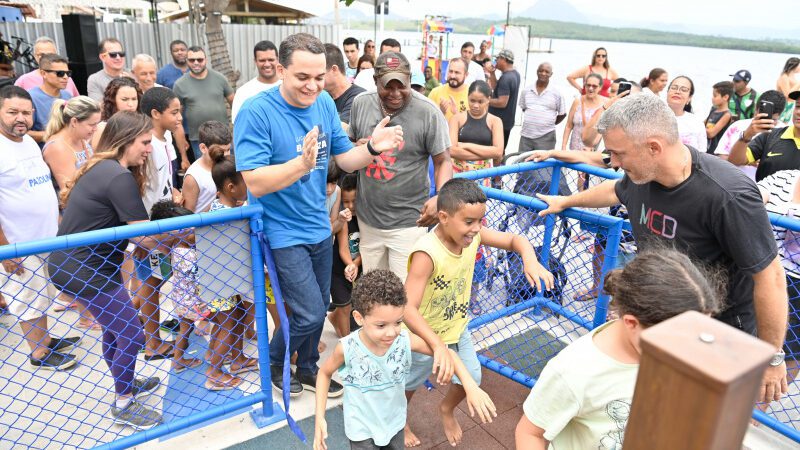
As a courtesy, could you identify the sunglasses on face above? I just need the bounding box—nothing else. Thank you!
[43,69,72,78]
[105,51,126,59]
[188,58,205,63]
[595,54,607,58]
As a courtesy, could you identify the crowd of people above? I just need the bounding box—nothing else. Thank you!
[0,29,798,449]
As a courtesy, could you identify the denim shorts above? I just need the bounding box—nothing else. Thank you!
[405,328,482,390]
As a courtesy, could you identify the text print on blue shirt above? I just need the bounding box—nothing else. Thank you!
[298,124,329,182]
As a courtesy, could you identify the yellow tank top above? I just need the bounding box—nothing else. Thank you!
[408,230,481,344]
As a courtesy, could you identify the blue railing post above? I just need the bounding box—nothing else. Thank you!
[247,216,286,427]
[593,220,623,329]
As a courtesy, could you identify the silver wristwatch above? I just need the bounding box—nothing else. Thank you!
[770,350,786,367]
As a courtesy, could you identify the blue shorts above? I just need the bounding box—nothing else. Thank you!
[406,329,482,390]
[134,252,172,282]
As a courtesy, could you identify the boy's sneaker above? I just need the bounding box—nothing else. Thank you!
[270,365,303,397]
[30,351,77,371]
[48,336,81,352]
[296,371,343,398]
[111,399,162,430]
[131,376,161,398]
[159,319,180,333]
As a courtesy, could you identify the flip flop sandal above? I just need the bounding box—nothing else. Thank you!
[144,351,175,361]
[53,301,76,312]
[573,287,599,302]
[77,321,103,331]
[205,375,242,391]
[229,358,259,375]
[174,358,203,374]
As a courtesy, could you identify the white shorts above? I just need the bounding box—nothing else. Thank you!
[1,254,57,321]
[358,221,427,283]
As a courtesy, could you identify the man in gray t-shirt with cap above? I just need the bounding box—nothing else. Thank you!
[347,51,452,281]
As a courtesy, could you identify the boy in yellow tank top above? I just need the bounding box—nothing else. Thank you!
[402,178,555,447]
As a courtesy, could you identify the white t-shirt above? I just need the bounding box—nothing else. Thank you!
[184,160,217,213]
[715,118,788,181]
[523,321,638,449]
[0,134,59,243]
[353,68,376,91]
[465,60,486,86]
[674,111,708,152]
[757,169,800,278]
[231,77,281,123]
[143,130,175,214]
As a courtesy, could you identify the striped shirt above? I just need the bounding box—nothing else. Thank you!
[757,169,800,277]
[519,84,566,139]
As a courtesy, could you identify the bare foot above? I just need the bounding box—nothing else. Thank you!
[404,423,421,447]
[440,405,462,447]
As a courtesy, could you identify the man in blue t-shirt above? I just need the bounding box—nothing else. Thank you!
[28,54,72,144]
[235,32,404,398]
[156,40,189,89]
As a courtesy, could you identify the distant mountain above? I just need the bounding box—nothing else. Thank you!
[517,0,588,24]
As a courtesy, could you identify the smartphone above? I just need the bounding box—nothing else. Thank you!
[617,82,632,96]
[758,100,775,118]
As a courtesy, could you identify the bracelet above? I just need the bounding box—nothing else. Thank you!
[366,139,380,156]
[738,131,751,143]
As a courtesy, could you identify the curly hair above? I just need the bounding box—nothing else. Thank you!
[351,269,407,316]
[101,76,142,121]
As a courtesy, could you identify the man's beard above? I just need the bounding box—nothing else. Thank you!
[448,78,464,88]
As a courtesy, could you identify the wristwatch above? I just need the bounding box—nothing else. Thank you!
[738,131,752,143]
[770,350,786,367]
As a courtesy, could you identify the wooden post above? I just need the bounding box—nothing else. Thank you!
[624,311,773,450]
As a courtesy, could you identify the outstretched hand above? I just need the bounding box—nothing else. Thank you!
[300,126,320,171]
[313,417,328,450]
[525,150,553,163]
[524,261,555,293]
[535,193,568,217]
[369,116,404,153]
[465,387,497,424]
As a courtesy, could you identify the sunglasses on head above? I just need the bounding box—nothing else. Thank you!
[188,57,205,63]
[43,69,72,78]
[105,51,126,59]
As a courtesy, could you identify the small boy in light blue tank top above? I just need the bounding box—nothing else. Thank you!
[313,270,497,450]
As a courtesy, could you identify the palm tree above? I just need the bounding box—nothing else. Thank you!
[193,0,240,89]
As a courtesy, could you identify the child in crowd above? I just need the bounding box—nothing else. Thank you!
[182,120,232,213]
[327,160,348,235]
[207,152,260,381]
[133,86,184,360]
[313,269,496,450]
[403,178,555,447]
[329,174,360,338]
[515,249,722,449]
[150,199,256,390]
[705,81,733,154]
[148,201,204,375]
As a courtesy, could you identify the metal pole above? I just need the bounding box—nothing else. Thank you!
[506,1,510,27]
[150,0,163,67]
